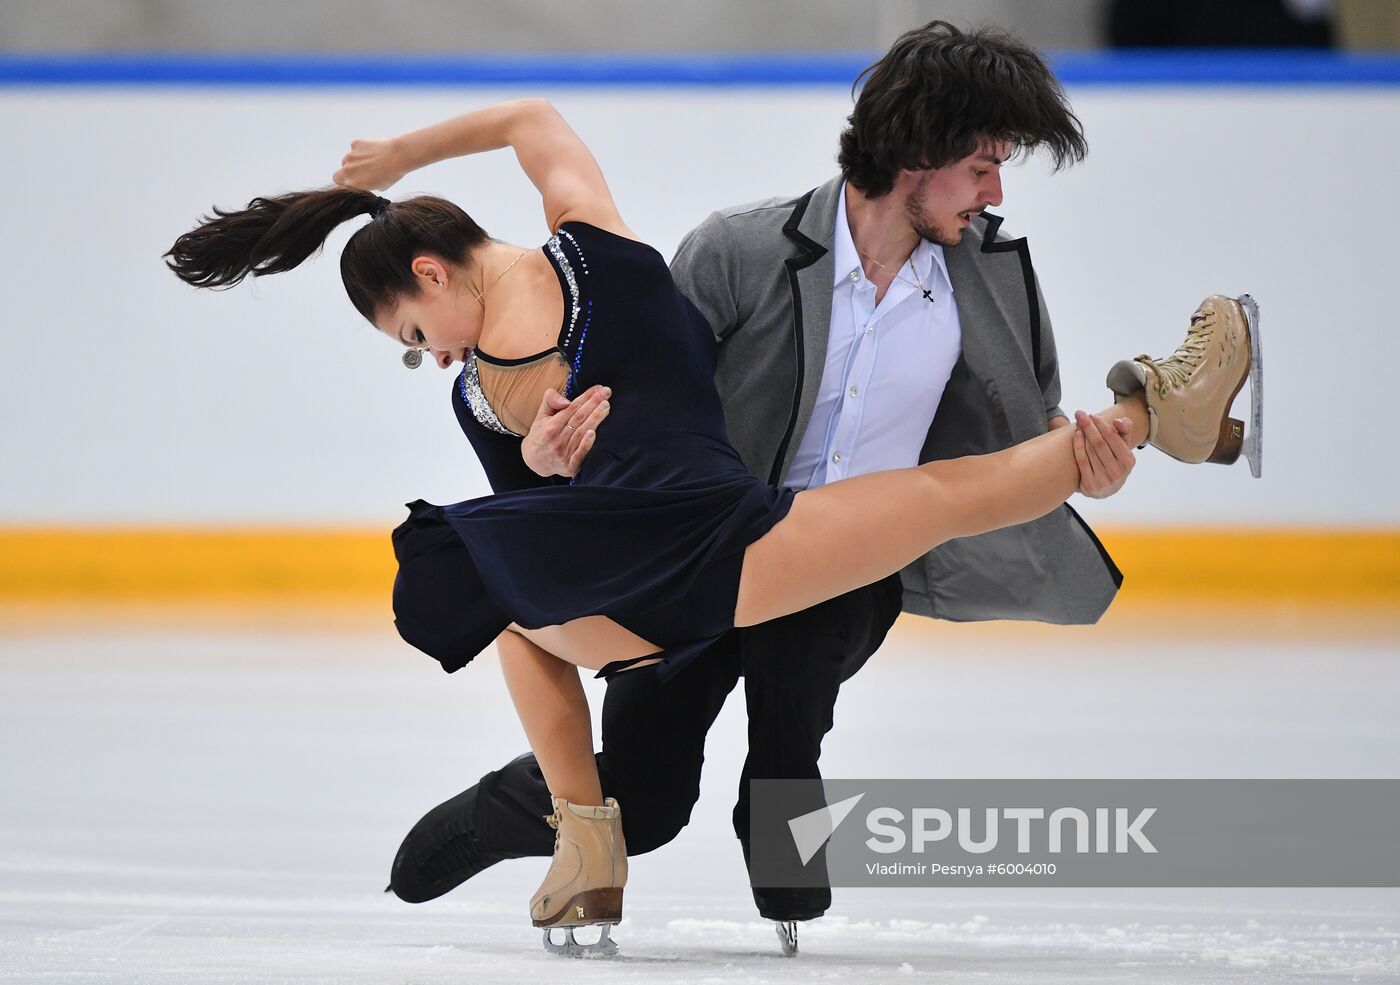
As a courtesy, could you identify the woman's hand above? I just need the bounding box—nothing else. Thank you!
[333,138,413,192]
[1072,410,1136,499]
[522,385,612,478]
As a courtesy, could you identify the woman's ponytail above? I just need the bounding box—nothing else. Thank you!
[164,187,379,289]
[167,185,489,325]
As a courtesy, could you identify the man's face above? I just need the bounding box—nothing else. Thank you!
[902,139,1010,246]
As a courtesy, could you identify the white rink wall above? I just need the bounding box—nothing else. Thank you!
[2,84,1397,526]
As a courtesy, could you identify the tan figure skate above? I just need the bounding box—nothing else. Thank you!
[531,797,627,958]
[1107,294,1263,477]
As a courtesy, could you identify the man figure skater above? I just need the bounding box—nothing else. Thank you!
[387,20,1134,945]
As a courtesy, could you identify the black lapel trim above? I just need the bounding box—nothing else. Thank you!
[977,210,1041,371]
[981,212,1122,591]
[768,189,829,485]
[1063,503,1124,589]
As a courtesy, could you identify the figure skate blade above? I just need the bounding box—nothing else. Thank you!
[1236,294,1263,478]
[541,924,618,958]
[775,920,799,957]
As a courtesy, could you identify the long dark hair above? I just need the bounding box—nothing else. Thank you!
[164,187,489,322]
[838,20,1088,196]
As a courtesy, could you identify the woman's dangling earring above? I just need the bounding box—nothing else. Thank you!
[401,275,456,368]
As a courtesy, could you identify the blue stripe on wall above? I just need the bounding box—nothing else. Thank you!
[2,51,1399,87]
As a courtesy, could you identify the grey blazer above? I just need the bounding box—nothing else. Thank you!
[670,176,1121,624]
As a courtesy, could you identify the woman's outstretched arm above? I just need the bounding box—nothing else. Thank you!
[332,98,630,236]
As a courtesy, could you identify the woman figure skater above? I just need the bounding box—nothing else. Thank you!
[166,97,1259,946]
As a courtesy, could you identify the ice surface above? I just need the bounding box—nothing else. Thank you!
[2,615,1398,983]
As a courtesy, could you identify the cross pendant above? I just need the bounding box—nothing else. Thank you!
[922,288,934,302]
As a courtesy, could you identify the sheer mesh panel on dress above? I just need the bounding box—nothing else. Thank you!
[475,352,572,437]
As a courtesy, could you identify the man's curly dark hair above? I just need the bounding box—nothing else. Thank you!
[838,20,1087,196]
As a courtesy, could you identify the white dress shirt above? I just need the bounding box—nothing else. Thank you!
[785,185,964,490]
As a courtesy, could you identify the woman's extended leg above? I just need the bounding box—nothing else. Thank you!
[734,397,1148,627]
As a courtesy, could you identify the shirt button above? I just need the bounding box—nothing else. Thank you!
[849,271,860,282]
[865,325,874,335]
[848,386,859,398]
[832,452,842,463]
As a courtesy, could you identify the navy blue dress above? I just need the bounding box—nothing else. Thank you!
[391,223,796,681]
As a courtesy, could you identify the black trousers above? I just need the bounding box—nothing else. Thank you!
[392,571,904,918]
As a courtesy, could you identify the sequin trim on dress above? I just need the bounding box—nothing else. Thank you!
[459,352,515,436]
[558,229,590,276]
[546,234,583,351]
[565,299,595,488]
[564,299,595,401]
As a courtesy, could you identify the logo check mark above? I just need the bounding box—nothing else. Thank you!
[787,793,866,866]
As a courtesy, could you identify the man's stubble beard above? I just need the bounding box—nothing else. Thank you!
[904,189,963,248]
[913,219,962,248]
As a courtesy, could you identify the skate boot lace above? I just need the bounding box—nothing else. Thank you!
[544,808,562,853]
[1138,311,1213,396]
[417,815,492,884]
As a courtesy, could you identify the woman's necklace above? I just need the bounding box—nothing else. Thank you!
[857,248,934,303]
[473,249,531,307]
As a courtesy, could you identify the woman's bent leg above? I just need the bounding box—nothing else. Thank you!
[496,628,603,806]
[734,398,1148,627]
[496,628,629,933]
[516,617,662,673]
